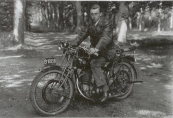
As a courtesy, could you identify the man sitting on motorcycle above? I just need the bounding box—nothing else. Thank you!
[71,4,117,102]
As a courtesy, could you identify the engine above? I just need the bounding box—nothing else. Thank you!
[75,47,90,69]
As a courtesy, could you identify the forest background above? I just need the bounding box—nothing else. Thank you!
[1,0,173,47]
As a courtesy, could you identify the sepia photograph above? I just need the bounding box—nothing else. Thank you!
[0,0,173,117]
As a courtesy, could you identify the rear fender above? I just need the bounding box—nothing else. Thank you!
[117,56,135,64]
[117,58,138,80]
[123,55,135,62]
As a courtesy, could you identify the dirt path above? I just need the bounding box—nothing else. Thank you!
[0,33,173,117]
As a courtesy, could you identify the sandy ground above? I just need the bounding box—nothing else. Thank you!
[0,32,173,117]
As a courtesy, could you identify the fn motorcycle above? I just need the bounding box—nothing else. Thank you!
[30,41,141,116]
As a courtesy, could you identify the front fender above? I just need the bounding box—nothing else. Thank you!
[39,65,62,73]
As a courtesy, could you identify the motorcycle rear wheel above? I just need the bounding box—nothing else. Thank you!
[30,69,74,116]
[112,62,136,100]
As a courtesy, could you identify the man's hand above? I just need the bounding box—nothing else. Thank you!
[90,48,95,54]
[90,48,99,56]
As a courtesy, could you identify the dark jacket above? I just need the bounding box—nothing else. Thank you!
[72,17,117,61]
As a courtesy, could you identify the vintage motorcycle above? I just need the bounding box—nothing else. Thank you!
[30,41,141,116]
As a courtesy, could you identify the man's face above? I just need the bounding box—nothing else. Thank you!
[90,8,102,23]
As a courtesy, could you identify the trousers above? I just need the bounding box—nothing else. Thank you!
[82,56,109,92]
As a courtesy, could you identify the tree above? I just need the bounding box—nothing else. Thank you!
[75,1,82,32]
[25,1,32,31]
[13,0,25,44]
[0,1,14,32]
[52,2,58,29]
[58,1,64,31]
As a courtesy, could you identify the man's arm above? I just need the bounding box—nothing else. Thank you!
[95,20,112,51]
[71,26,89,47]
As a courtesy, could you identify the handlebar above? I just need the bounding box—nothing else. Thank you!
[59,41,137,57]
[58,41,99,56]
[79,46,99,56]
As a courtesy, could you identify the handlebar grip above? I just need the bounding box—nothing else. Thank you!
[58,45,63,50]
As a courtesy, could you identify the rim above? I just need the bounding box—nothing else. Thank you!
[113,63,134,96]
[34,71,71,113]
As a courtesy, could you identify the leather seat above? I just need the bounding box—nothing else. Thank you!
[120,45,137,52]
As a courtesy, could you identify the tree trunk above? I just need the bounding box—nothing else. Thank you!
[13,0,25,44]
[75,1,82,33]
[47,2,50,28]
[52,3,58,30]
[158,3,162,32]
[158,8,162,32]
[170,9,173,29]
[23,0,26,31]
[58,2,64,31]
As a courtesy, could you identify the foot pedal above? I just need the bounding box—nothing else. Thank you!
[127,81,143,84]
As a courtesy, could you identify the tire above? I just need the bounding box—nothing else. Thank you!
[30,69,74,116]
[112,62,136,100]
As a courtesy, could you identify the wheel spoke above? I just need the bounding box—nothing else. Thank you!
[111,62,135,99]
[31,70,73,115]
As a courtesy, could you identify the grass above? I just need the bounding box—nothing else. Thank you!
[0,32,42,58]
[1,31,173,59]
[0,32,15,48]
[17,47,42,58]
[135,38,173,48]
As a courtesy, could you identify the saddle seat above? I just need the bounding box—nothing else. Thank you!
[102,44,137,69]
[120,45,137,52]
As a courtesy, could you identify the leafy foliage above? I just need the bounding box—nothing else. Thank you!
[1,1,173,32]
[25,1,32,31]
[0,0,14,32]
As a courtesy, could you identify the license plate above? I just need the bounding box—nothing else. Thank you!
[44,58,56,66]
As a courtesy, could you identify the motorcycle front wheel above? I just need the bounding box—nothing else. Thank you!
[30,69,74,116]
